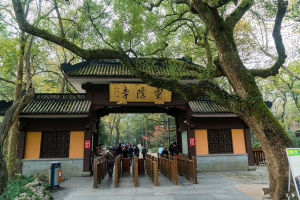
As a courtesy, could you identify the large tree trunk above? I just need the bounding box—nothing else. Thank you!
[7,31,26,177]
[0,87,34,193]
[239,100,292,199]
[0,145,8,194]
[191,3,293,198]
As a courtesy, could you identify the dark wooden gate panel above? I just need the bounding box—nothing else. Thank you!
[138,158,145,174]
[122,158,130,174]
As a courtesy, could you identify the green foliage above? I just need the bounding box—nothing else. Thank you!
[149,147,158,153]
[0,176,35,200]
[101,113,176,148]
[99,121,109,146]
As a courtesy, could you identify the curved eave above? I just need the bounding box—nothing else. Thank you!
[19,114,89,118]
[66,75,198,93]
[191,113,238,118]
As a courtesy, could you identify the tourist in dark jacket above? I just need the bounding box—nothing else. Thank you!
[106,148,115,178]
[162,147,169,156]
[134,145,140,158]
[122,146,129,158]
[116,143,122,155]
[128,145,134,165]
[169,142,178,156]
[142,147,148,158]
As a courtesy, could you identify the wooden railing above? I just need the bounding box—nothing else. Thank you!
[178,154,197,184]
[168,155,178,185]
[145,154,158,186]
[114,155,121,188]
[252,148,266,165]
[93,155,107,188]
[160,154,178,185]
[132,156,139,187]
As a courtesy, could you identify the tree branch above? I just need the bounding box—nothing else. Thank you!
[256,47,300,81]
[225,0,254,30]
[0,77,15,85]
[11,0,122,60]
[250,0,288,78]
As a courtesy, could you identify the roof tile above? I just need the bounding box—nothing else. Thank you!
[21,94,91,115]
[188,100,230,114]
[61,59,196,78]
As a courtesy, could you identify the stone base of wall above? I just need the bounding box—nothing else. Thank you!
[22,158,86,177]
[197,154,248,172]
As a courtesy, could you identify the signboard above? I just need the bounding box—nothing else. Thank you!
[109,83,172,104]
[189,138,195,146]
[286,148,300,198]
[84,140,90,149]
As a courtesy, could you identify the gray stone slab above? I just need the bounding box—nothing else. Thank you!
[22,158,83,177]
[197,154,248,172]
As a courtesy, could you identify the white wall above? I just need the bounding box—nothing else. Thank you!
[181,131,188,154]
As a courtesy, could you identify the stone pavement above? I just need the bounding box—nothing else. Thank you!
[51,171,258,200]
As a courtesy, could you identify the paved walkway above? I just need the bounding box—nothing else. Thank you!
[51,171,260,200]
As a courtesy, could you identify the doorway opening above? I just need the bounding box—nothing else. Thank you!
[99,113,177,153]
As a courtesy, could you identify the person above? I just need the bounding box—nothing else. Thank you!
[162,147,168,156]
[169,142,178,156]
[142,146,148,159]
[158,145,163,155]
[122,145,129,158]
[116,143,122,155]
[134,145,140,158]
[128,144,134,165]
[106,147,115,179]
[96,144,103,156]
[172,142,178,155]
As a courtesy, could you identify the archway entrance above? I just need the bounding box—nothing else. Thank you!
[16,59,254,180]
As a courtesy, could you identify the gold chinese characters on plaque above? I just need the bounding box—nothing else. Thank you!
[109,83,172,104]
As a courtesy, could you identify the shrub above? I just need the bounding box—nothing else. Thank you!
[0,175,35,200]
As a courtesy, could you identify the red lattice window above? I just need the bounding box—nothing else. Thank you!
[40,131,70,158]
[207,129,233,154]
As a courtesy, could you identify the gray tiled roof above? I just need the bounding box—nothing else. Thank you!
[188,99,230,113]
[61,59,196,78]
[0,100,13,115]
[21,94,91,115]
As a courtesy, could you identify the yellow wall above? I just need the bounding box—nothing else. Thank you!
[231,129,246,154]
[195,129,209,155]
[69,131,84,158]
[24,132,41,159]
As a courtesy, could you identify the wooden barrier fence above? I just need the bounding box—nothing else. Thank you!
[93,155,107,188]
[160,154,178,185]
[252,148,266,165]
[145,154,158,186]
[114,155,121,188]
[132,156,139,187]
[178,154,187,176]
[178,154,197,184]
